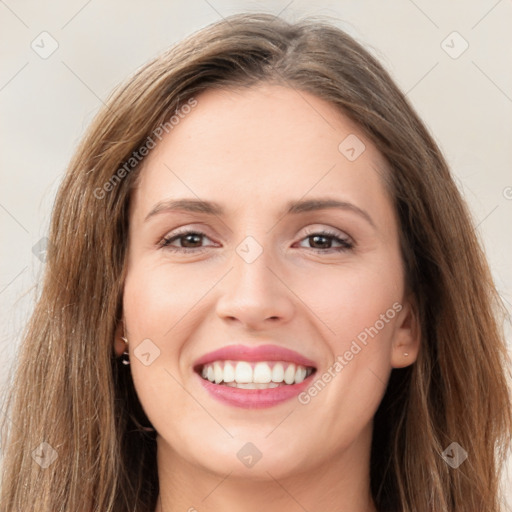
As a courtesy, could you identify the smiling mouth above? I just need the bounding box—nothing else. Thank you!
[195,360,316,389]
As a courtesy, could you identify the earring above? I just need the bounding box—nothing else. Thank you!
[403,352,409,357]
[121,336,130,365]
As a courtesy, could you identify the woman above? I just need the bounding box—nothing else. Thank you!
[1,12,510,512]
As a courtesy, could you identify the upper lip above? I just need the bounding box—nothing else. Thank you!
[193,344,317,370]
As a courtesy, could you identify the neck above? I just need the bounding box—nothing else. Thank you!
[154,422,377,512]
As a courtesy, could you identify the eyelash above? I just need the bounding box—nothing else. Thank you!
[159,228,354,254]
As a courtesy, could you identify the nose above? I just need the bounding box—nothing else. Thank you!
[215,245,295,330]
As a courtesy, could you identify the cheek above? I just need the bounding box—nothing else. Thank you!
[121,263,185,395]
[295,254,402,409]
[121,262,196,434]
[294,256,402,348]
[123,259,205,339]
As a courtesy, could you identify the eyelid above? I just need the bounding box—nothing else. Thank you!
[301,225,351,240]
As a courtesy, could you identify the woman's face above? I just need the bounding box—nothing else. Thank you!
[118,84,419,479]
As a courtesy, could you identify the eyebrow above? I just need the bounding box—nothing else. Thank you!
[144,197,376,228]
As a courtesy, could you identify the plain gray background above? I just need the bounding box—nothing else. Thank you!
[1,0,511,505]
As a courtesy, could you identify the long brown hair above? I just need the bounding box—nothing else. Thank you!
[1,12,510,512]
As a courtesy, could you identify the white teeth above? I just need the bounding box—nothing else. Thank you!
[214,362,223,384]
[271,363,284,382]
[223,362,235,382]
[200,360,313,386]
[235,362,253,383]
[283,364,296,384]
[294,366,307,384]
[253,362,272,383]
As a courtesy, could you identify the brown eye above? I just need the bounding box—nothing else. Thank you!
[298,231,353,252]
[177,233,203,248]
[160,231,215,252]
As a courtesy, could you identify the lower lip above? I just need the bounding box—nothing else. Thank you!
[196,373,315,409]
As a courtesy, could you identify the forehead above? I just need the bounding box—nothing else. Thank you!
[131,84,392,222]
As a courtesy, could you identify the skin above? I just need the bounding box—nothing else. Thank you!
[114,84,420,512]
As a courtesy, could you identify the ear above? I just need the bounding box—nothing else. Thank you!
[391,296,421,368]
[113,321,126,357]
